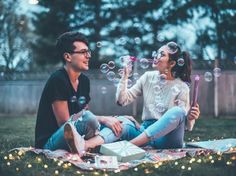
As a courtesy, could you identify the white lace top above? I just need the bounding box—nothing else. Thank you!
[116,70,195,131]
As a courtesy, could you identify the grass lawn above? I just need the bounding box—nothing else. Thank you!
[0,116,235,176]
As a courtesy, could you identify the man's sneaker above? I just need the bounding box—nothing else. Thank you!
[64,122,85,157]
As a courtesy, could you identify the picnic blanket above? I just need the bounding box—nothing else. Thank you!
[9,138,236,171]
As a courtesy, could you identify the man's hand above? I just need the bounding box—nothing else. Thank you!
[103,116,123,137]
[188,104,200,121]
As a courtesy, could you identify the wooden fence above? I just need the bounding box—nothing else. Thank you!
[0,70,235,117]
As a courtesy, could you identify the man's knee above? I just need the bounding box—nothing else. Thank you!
[75,110,100,140]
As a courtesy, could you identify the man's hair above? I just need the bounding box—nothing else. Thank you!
[56,31,89,64]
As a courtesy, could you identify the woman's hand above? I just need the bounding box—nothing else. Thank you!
[124,115,141,130]
[188,104,200,121]
[103,116,123,137]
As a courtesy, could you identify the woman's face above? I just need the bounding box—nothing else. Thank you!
[152,45,171,73]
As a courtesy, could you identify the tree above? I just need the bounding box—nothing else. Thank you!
[31,0,77,68]
[0,0,31,72]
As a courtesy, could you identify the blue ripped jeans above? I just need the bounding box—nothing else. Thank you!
[44,110,100,151]
[99,106,186,149]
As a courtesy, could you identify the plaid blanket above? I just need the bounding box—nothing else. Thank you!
[9,138,236,171]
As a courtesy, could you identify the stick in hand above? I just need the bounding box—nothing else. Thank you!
[191,75,200,107]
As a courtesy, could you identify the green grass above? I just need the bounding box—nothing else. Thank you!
[0,116,236,176]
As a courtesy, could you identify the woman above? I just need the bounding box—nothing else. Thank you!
[64,41,200,155]
[115,41,196,148]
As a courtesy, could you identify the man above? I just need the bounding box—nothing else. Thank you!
[35,31,123,154]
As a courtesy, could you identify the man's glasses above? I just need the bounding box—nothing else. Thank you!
[166,42,179,54]
[70,49,91,57]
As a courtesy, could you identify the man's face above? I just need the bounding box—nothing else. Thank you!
[65,41,91,72]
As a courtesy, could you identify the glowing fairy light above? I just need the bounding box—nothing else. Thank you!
[89,167,94,171]
[18,151,23,156]
[53,158,57,162]
[197,159,202,163]
[4,156,8,160]
[7,162,11,166]
[188,167,191,171]
[27,164,32,168]
[226,161,232,165]
[144,169,151,174]
[114,169,120,173]
[208,156,213,160]
[55,170,59,175]
[93,172,99,175]
[68,163,72,167]
[181,165,185,169]
[16,167,19,171]
[44,164,48,169]
[37,157,42,162]
[174,161,178,165]
[154,164,159,168]
[76,170,81,174]
[134,167,138,171]
[211,160,215,163]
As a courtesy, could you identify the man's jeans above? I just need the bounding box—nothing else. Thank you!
[44,110,99,151]
[99,106,186,149]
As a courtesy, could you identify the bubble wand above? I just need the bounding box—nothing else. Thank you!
[191,75,200,107]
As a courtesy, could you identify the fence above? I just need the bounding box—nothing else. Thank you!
[0,70,235,117]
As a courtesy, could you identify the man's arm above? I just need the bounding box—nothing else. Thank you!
[52,100,70,127]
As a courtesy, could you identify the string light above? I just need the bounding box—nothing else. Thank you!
[181,165,185,169]
[187,167,191,171]
[27,164,32,168]
[93,171,99,175]
[7,162,11,166]
[54,170,59,175]
[174,161,178,165]
[134,167,138,171]
[16,167,20,171]
[44,164,48,169]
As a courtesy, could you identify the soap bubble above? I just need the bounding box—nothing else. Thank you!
[213,68,221,77]
[156,103,166,113]
[100,87,107,94]
[119,55,132,67]
[100,63,109,73]
[113,78,120,87]
[119,37,127,45]
[108,61,115,69]
[96,41,102,48]
[78,96,86,105]
[127,79,133,88]
[171,86,180,95]
[177,58,185,66]
[166,41,178,54]
[157,34,164,42]
[140,58,149,69]
[133,72,139,80]
[70,96,77,103]
[106,71,116,81]
[204,72,213,82]
[118,69,124,77]
[134,37,141,44]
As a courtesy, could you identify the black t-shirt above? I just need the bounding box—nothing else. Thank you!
[35,68,90,148]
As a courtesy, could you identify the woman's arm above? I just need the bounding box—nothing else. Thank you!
[116,67,146,106]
